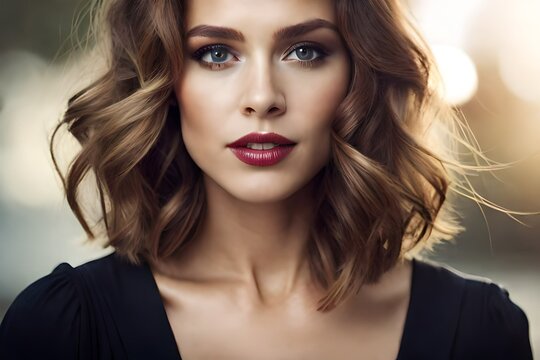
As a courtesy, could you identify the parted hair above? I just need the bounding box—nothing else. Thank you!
[50,0,494,311]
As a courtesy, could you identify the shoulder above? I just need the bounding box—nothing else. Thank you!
[0,251,128,359]
[412,258,533,359]
[0,261,80,358]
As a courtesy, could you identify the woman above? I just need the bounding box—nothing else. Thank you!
[0,0,533,359]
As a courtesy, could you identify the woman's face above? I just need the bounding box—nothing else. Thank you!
[175,0,350,203]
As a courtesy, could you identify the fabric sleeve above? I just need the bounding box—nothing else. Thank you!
[453,281,533,360]
[483,283,533,359]
[0,263,81,359]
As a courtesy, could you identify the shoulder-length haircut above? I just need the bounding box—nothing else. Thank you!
[50,0,501,311]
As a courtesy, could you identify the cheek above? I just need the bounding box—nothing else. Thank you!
[175,69,241,151]
[289,60,350,138]
[174,76,217,165]
[177,73,209,131]
[298,62,350,165]
[177,66,238,120]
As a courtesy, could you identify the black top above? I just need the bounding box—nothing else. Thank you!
[0,252,533,359]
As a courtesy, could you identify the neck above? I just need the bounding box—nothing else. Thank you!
[175,174,321,305]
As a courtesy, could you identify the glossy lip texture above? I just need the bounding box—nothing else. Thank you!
[226,132,297,167]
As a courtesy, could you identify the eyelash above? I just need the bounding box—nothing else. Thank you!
[191,42,329,71]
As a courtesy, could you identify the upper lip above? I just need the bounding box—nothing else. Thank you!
[226,132,296,148]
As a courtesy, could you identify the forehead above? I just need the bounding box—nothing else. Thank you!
[184,0,336,30]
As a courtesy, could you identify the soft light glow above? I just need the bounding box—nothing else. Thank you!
[498,1,540,103]
[409,0,486,47]
[432,45,479,106]
[0,51,99,208]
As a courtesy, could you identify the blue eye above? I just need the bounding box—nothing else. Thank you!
[201,46,233,63]
[285,46,324,62]
[195,45,235,64]
[191,42,328,70]
[283,43,328,68]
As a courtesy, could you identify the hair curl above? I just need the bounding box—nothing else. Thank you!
[50,0,515,311]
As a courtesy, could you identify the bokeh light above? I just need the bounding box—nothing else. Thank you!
[432,45,479,106]
[0,50,99,208]
[409,0,486,47]
[0,51,61,207]
[497,1,540,103]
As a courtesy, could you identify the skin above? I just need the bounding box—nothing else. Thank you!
[149,0,413,358]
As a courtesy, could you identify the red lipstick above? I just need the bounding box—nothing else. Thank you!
[226,132,296,167]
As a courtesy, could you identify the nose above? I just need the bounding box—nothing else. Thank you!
[239,54,286,119]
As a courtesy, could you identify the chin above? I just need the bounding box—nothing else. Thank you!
[223,178,303,204]
[204,170,318,205]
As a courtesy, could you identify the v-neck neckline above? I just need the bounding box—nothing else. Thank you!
[395,257,418,359]
[141,258,421,360]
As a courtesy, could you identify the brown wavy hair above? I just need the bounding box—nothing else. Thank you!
[50,0,518,311]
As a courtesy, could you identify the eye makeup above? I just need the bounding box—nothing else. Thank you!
[191,44,239,70]
[189,41,330,71]
[283,41,329,68]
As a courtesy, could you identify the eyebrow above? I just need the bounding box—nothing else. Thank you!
[185,18,338,42]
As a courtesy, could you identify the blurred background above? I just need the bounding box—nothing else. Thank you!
[0,0,539,355]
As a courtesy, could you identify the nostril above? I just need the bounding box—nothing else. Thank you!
[242,105,284,117]
[268,107,280,114]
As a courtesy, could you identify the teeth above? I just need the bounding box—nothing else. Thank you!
[246,142,279,150]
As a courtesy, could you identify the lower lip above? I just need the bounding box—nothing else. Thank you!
[228,145,296,166]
